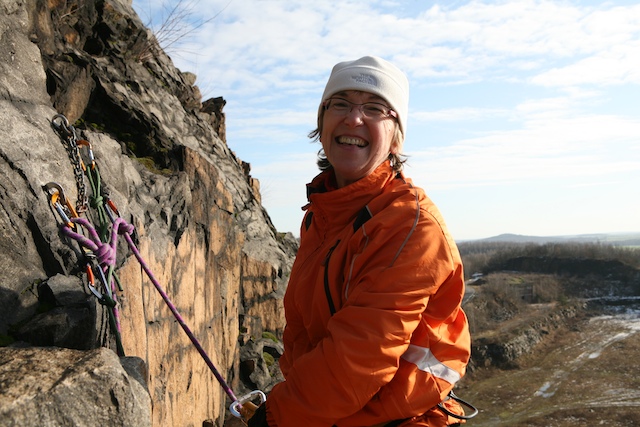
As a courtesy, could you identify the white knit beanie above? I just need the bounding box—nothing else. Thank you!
[319,56,409,135]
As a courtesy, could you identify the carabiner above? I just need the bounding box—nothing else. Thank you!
[437,390,478,420]
[44,182,79,227]
[85,264,104,300]
[229,389,266,419]
[76,139,95,170]
[106,199,120,218]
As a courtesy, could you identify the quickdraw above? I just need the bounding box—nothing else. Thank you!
[45,114,263,421]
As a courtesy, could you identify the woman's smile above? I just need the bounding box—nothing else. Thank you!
[336,136,367,147]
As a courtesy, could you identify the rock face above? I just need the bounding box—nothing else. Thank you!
[471,302,584,369]
[0,347,151,427]
[0,0,296,425]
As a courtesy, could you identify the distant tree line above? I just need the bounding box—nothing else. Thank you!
[458,241,640,279]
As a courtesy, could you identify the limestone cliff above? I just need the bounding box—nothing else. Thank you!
[0,0,296,425]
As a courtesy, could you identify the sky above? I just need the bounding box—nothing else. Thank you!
[131,0,640,241]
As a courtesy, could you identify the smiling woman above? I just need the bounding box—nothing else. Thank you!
[247,56,473,427]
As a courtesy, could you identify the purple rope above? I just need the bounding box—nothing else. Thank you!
[62,217,122,333]
[119,224,239,403]
[62,216,239,403]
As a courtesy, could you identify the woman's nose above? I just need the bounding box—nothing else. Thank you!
[343,106,365,125]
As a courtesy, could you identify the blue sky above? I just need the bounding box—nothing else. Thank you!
[132,0,640,240]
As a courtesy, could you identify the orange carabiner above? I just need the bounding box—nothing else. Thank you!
[107,198,120,217]
[76,139,95,170]
[84,263,106,301]
[43,182,79,227]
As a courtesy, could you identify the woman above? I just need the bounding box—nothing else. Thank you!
[249,56,471,427]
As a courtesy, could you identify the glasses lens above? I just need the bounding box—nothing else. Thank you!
[331,100,351,113]
[326,98,392,119]
[362,104,387,118]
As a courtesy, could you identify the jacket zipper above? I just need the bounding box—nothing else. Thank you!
[323,240,340,316]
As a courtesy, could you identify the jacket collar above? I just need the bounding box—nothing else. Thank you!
[304,161,397,226]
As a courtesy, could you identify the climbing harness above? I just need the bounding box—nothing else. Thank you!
[46,114,264,420]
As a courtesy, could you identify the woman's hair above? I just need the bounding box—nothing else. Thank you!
[308,109,407,172]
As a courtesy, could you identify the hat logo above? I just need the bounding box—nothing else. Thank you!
[351,73,378,87]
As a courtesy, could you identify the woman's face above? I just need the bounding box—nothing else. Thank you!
[320,90,397,188]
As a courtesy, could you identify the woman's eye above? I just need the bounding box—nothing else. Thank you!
[364,105,385,115]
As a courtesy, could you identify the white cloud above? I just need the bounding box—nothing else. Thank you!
[532,42,640,86]
[146,0,640,88]
[516,97,574,116]
[410,112,640,190]
[132,0,640,238]
[412,107,511,122]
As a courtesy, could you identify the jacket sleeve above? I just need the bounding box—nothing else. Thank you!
[266,200,469,427]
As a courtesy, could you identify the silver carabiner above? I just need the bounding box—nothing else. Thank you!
[437,390,479,420]
[229,389,266,418]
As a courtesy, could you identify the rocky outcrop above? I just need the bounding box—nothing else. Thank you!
[0,0,296,425]
[0,347,151,427]
[471,302,584,369]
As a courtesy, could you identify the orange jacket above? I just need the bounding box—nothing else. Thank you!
[266,162,471,427]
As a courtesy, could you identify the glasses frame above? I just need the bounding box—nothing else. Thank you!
[323,97,397,120]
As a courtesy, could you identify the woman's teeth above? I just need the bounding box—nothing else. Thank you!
[337,136,367,147]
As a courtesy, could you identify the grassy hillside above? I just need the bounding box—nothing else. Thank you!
[456,241,640,426]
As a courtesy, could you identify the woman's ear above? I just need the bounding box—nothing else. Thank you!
[390,139,400,155]
[389,123,403,155]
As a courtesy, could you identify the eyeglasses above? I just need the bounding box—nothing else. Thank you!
[323,97,397,120]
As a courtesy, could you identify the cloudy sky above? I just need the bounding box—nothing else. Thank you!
[132,0,640,240]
